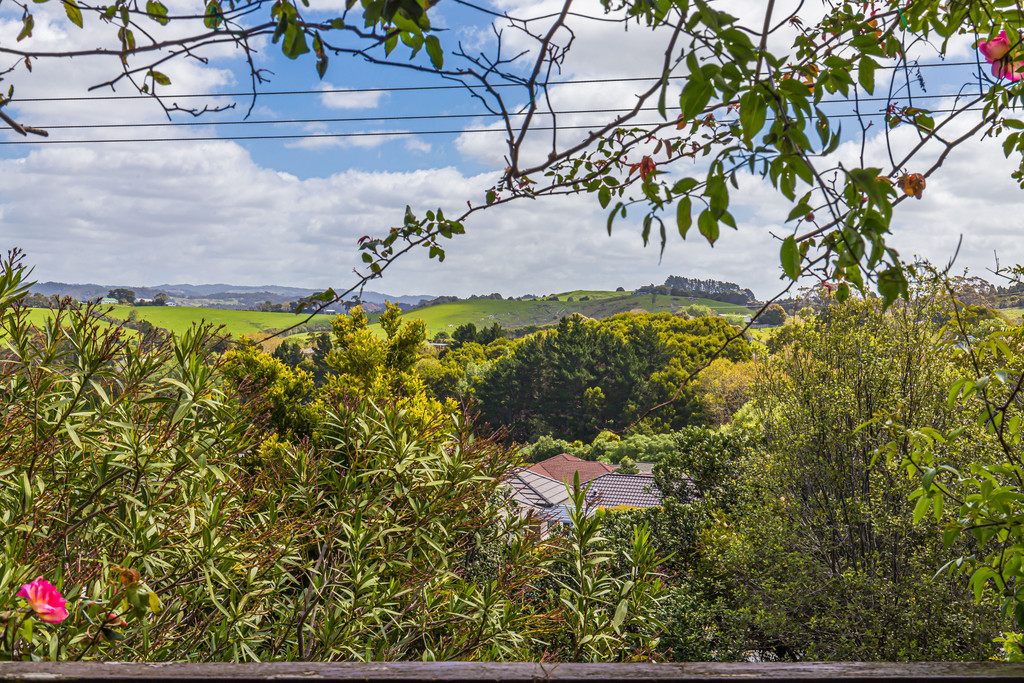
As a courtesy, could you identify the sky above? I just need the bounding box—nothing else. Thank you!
[0,0,1021,300]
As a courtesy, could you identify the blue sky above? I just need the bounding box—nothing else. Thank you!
[1,0,1022,300]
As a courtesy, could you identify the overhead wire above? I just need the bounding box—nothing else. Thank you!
[0,106,996,145]
[8,60,983,104]
[14,91,987,132]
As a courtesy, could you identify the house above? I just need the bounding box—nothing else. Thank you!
[99,297,117,305]
[505,454,665,536]
[526,453,616,486]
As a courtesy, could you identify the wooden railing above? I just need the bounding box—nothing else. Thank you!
[3,661,1024,682]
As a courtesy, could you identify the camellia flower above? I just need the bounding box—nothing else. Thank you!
[979,30,1024,81]
[17,577,69,624]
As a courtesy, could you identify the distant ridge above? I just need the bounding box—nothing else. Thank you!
[30,282,434,308]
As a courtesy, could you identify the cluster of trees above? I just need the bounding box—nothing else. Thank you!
[635,277,756,306]
[417,312,749,443]
[598,295,1011,660]
[0,258,667,663]
[6,241,1024,662]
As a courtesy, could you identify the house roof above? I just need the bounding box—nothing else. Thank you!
[505,469,571,509]
[584,473,663,509]
[527,453,616,486]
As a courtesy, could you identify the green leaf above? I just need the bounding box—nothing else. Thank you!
[676,196,692,238]
[424,35,443,69]
[598,186,611,209]
[672,177,698,194]
[204,0,222,29]
[849,167,887,208]
[858,56,877,94]
[63,0,83,28]
[739,88,767,143]
[17,14,34,41]
[697,210,718,245]
[282,22,310,59]
[611,598,628,630]
[912,494,931,523]
[780,235,800,280]
[146,0,169,24]
[876,265,908,307]
[607,202,624,236]
[149,70,171,86]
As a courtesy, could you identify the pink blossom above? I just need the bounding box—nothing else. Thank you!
[17,577,69,624]
[980,31,1012,62]
[993,59,1024,81]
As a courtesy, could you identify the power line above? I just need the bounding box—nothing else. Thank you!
[0,106,992,145]
[10,61,984,104]
[22,92,988,132]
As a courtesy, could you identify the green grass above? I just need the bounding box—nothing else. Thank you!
[385,293,754,336]
[548,289,634,302]
[999,307,1024,323]
[22,291,755,344]
[24,305,334,339]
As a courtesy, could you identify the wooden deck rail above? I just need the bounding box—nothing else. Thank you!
[3,662,1024,682]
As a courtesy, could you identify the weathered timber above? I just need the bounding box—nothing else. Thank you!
[2,662,1024,682]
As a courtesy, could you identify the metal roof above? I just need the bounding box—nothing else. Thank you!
[505,469,572,509]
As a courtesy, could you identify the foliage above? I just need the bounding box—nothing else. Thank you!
[474,315,671,442]
[703,296,1006,660]
[0,252,287,661]
[0,252,670,662]
[881,281,1024,631]
[223,338,317,443]
[759,304,787,327]
[539,479,667,662]
[692,358,757,428]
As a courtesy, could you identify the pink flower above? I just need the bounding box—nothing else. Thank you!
[17,577,69,624]
[993,59,1024,81]
[980,31,1012,62]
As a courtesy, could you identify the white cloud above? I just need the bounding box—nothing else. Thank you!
[2,0,1023,305]
[405,138,433,153]
[316,83,386,110]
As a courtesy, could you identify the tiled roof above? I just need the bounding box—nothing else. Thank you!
[527,453,616,485]
[584,473,662,509]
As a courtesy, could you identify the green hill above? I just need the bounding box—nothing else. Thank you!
[26,305,334,339]
[22,291,754,342]
[387,292,754,336]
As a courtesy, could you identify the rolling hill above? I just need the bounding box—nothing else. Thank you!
[21,289,755,343]
[389,291,754,336]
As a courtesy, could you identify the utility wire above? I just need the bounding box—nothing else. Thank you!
[21,92,987,132]
[9,62,983,104]
[0,106,994,145]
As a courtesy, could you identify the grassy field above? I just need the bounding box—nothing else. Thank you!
[21,291,755,344]
[24,305,334,340]
[388,293,754,336]
[999,307,1024,323]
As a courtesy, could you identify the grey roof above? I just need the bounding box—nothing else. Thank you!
[584,473,662,509]
[505,469,572,509]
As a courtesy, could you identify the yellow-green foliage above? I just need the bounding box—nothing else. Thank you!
[0,255,669,663]
[329,303,457,426]
[223,338,317,442]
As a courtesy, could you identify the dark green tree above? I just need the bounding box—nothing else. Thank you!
[107,288,135,304]
[450,322,478,349]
